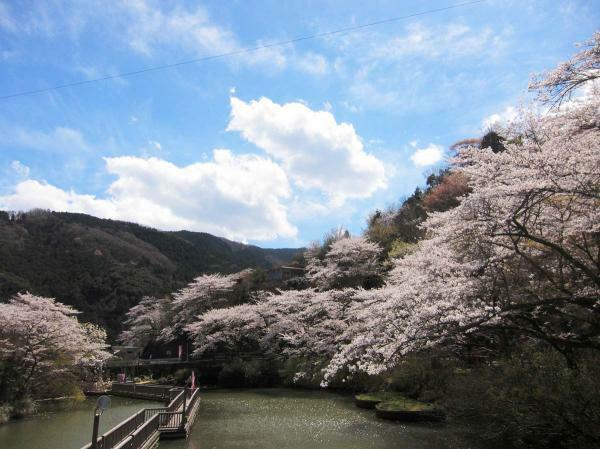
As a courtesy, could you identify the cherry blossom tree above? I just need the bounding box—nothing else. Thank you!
[162,270,252,341]
[0,293,110,402]
[119,296,172,347]
[305,236,383,290]
[128,33,600,391]
[119,270,254,345]
[529,31,599,107]
[323,53,600,381]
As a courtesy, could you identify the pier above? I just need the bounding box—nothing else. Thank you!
[80,383,201,449]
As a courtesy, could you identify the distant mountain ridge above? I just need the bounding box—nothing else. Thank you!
[0,210,302,339]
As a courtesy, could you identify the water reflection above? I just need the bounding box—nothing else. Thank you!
[0,396,163,449]
[161,389,481,449]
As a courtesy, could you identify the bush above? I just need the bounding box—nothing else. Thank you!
[243,360,280,387]
[444,349,600,449]
[280,357,382,391]
[8,397,36,420]
[279,357,324,388]
[218,359,248,387]
[155,376,174,385]
[218,359,281,388]
[0,405,12,424]
[174,368,191,386]
[385,355,453,401]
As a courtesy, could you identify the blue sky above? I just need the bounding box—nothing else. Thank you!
[0,0,597,248]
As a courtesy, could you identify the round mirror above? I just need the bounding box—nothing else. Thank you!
[96,395,111,412]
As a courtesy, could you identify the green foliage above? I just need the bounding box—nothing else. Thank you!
[387,240,418,260]
[376,397,434,412]
[217,359,280,388]
[355,391,406,402]
[3,397,36,421]
[0,211,301,340]
[308,228,351,261]
[444,349,600,449]
[174,368,192,386]
[156,375,175,385]
[279,357,324,388]
[384,355,453,402]
[480,130,506,153]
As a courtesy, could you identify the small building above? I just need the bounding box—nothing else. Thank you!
[267,265,305,281]
[111,346,143,360]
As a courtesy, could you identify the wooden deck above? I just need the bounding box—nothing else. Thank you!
[80,383,201,449]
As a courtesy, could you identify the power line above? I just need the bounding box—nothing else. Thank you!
[0,0,489,101]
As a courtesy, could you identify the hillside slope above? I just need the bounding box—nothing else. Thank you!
[0,210,302,339]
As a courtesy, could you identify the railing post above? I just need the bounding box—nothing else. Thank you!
[181,389,187,430]
[91,413,100,449]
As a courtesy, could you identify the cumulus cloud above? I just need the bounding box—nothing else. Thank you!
[0,151,297,242]
[482,105,518,129]
[227,96,386,206]
[410,144,444,167]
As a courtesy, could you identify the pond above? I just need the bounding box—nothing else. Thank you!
[0,396,164,449]
[161,388,482,449]
[0,389,484,449]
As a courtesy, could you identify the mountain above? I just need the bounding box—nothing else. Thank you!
[0,210,302,339]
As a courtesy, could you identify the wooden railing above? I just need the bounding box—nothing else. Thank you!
[80,386,198,449]
[110,383,174,401]
[81,410,145,449]
[113,413,159,449]
[105,351,269,368]
[183,388,201,432]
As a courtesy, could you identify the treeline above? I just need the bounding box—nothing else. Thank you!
[119,33,600,449]
[0,210,301,340]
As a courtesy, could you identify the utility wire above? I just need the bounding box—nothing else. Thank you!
[0,0,488,100]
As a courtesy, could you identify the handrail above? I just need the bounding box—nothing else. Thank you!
[79,385,199,449]
[105,351,269,368]
[113,413,159,449]
[110,383,174,401]
[157,411,183,430]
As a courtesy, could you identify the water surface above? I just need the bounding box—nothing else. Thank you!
[1,389,483,449]
[161,388,482,449]
[0,396,163,449]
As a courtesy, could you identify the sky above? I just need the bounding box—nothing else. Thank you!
[0,0,598,248]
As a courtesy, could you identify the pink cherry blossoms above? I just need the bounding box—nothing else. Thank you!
[120,33,599,387]
[0,293,110,398]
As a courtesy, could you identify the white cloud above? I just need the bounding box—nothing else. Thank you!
[410,144,444,167]
[322,21,512,112]
[353,22,508,63]
[227,96,387,206]
[123,2,237,57]
[294,52,328,75]
[118,3,330,74]
[482,105,518,129]
[10,160,30,178]
[3,126,92,154]
[0,151,297,242]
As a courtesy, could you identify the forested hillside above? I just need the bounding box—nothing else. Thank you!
[0,210,301,339]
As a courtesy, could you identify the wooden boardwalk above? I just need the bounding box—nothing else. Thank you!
[80,383,201,449]
[104,351,268,369]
